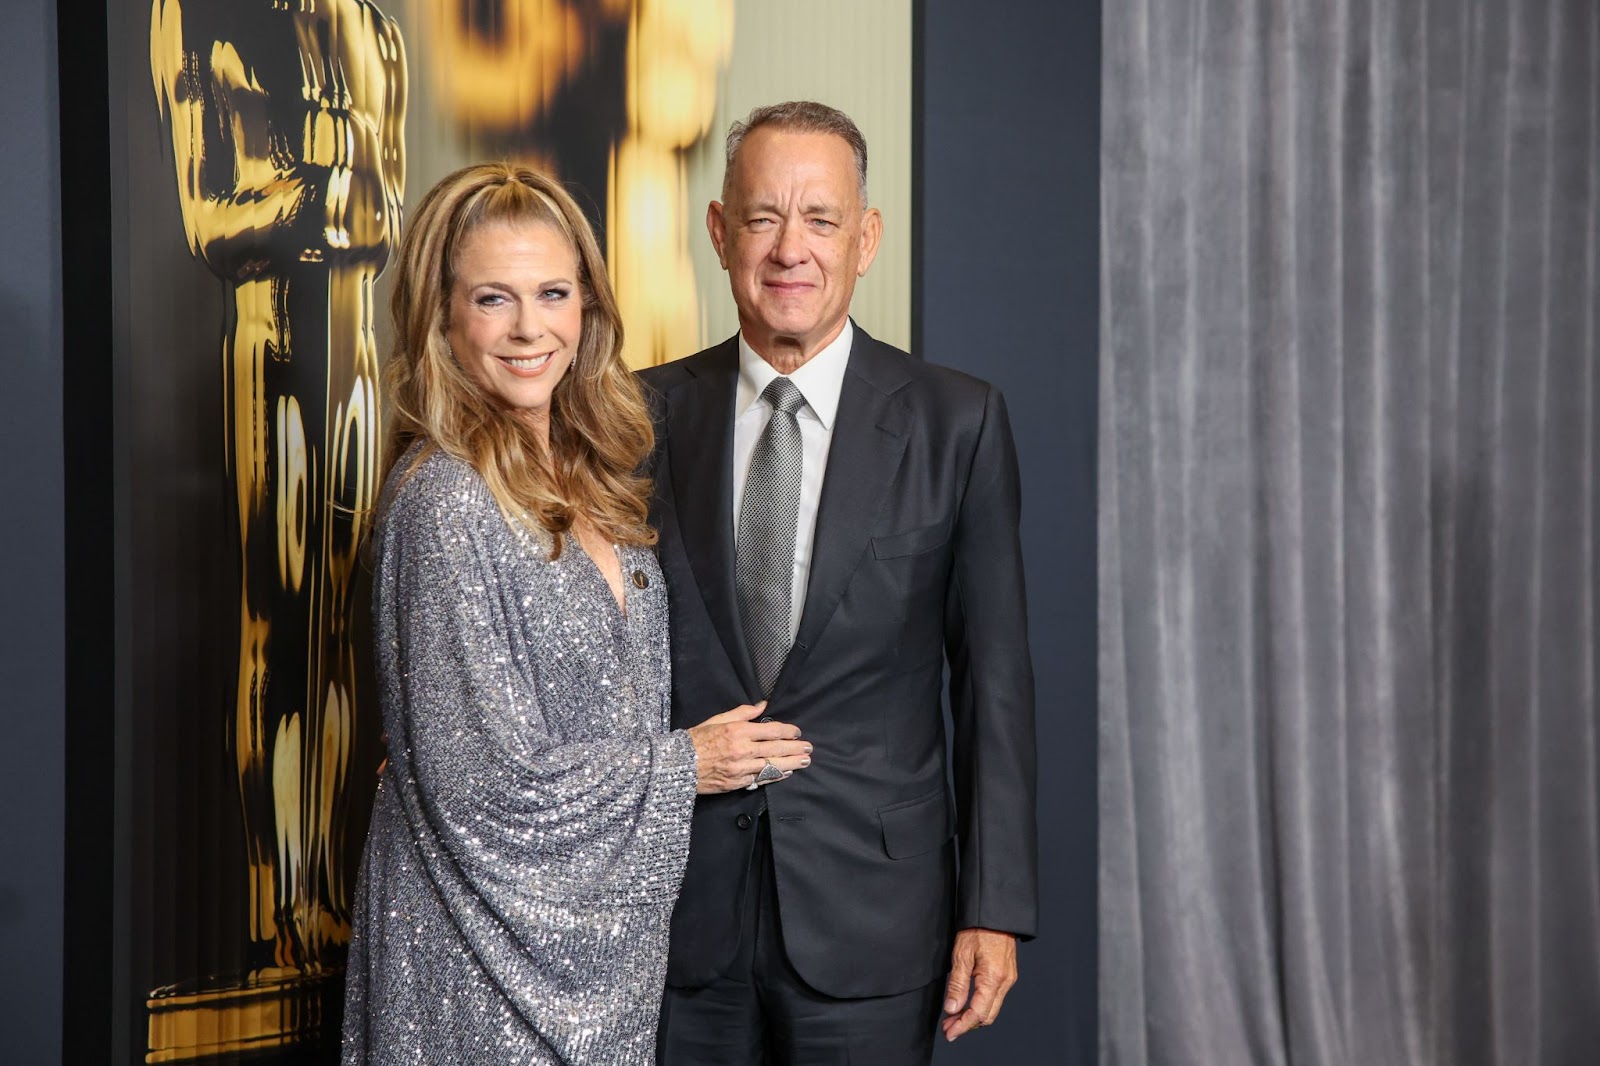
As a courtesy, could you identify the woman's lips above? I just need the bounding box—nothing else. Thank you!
[497,352,555,374]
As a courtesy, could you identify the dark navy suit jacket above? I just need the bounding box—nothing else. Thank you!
[640,325,1038,998]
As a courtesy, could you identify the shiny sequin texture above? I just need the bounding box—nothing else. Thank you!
[343,448,698,1064]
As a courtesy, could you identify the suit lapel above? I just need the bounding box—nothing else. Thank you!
[667,338,760,695]
[774,331,911,692]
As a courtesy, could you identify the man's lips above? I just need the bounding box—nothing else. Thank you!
[763,279,816,296]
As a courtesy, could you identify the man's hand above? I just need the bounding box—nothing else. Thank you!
[941,927,1018,1042]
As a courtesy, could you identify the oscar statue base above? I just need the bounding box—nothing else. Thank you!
[146,967,341,1063]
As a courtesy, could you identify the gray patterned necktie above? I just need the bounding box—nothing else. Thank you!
[737,377,807,696]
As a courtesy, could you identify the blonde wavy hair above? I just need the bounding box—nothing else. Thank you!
[381,162,656,556]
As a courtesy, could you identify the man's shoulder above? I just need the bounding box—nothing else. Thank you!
[853,331,998,410]
[637,338,738,393]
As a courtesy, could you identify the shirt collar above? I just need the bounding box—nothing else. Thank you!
[735,319,854,431]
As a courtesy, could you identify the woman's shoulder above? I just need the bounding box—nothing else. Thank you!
[377,443,554,556]
[377,444,499,539]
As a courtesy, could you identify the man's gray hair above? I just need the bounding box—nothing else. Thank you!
[722,100,869,204]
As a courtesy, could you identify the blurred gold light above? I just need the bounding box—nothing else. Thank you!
[430,0,589,130]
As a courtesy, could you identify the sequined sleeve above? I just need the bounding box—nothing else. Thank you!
[375,457,698,906]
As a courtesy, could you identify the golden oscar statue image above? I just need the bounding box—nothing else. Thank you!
[147,0,405,1056]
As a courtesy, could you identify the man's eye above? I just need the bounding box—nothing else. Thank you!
[748,217,774,229]
[810,219,836,230]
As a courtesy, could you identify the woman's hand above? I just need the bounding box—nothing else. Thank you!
[687,702,813,794]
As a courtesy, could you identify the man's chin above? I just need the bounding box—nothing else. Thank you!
[752,308,820,332]
[742,310,849,351]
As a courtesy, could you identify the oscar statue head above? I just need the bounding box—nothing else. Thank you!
[151,0,407,282]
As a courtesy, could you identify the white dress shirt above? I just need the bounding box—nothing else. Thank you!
[732,320,854,642]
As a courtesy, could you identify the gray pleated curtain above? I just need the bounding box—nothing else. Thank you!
[1100,2,1600,1064]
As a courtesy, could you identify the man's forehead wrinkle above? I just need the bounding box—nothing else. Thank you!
[734,189,847,217]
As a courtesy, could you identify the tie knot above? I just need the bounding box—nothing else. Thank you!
[763,377,807,416]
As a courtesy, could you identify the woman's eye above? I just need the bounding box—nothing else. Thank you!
[542,287,571,301]
[475,293,508,308]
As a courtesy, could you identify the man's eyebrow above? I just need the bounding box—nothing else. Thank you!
[801,202,843,216]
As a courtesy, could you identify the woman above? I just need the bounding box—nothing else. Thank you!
[342,163,811,1064]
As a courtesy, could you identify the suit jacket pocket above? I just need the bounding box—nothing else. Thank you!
[871,520,951,560]
[878,787,955,859]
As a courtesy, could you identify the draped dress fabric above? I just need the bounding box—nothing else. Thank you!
[342,447,698,1065]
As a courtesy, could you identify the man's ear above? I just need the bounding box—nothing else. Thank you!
[856,207,884,278]
[707,201,730,269]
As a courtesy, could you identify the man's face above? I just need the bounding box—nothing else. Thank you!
[708,128,882,361]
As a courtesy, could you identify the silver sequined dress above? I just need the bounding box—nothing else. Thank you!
[343,447,698,1065]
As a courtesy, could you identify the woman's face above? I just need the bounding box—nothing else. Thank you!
[446,220,583,440]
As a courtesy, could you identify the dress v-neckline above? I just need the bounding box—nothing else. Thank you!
[575,537,629,620]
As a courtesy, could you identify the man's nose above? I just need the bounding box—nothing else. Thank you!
[770,221,809,266]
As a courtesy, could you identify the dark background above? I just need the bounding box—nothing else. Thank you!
[0,0,68,1063]
[2,1,1097,1061]
[919,4,1097,1064]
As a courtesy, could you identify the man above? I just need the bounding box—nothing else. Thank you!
[642,101,1037,1064]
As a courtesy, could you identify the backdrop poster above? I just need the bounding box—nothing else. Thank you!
[112,1,911,1061]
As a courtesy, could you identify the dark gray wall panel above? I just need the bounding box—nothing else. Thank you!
[921,5,1098,1064]
[0,0,64,1058]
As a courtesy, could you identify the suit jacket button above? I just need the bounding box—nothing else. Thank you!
[736,813,754,830]
[632,569,649,589]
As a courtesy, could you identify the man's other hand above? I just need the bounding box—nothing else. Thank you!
[940,927,1018,1042]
